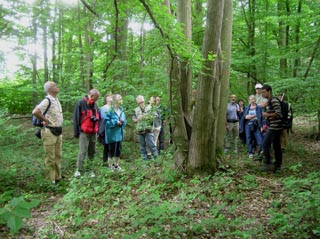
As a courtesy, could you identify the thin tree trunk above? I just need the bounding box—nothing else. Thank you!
[32,7,38,105]
[293,0,302,78]
[278,0,288,78]
[41,0,49,82]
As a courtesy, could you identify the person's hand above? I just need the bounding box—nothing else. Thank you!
[42,118,49,126]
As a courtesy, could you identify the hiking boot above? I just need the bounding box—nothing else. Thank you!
[249,154,254,159]
[259,164,274,172]
[74,171,81,177]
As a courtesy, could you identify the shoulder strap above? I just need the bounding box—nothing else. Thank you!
[43,97,51,116]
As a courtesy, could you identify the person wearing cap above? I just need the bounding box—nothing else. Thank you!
[255,83,268,109]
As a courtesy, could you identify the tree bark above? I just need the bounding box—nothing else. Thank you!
[278,0,289,78]
[187,0,225,175]
[217,0,233,159]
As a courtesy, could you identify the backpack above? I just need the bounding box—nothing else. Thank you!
[276,98,292,129]
[32,97,51,127]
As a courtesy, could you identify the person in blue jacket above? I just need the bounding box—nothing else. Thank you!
[239,95,263,159]
[104,94,126,171]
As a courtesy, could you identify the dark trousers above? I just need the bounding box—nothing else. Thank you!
[158,125,165,151]
[108,142,122,158]
[262,129,282,168]
[103,143,109,162]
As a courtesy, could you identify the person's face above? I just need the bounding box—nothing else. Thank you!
[149,96,155,104]
[49,83,59,94]
[90,93,99,102]
[239,101,244,106]
[137,97,144,105]
[261,89,269,99]
[116,96,123,105]
[106,96,113,103]
[256,88,262,94]
[249,97,256,104]
[156,97,161,105]
[231,95,236,103]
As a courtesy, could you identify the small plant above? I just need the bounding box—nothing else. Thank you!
[0,196,40,233]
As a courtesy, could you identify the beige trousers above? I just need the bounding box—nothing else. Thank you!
[41,127,62,182]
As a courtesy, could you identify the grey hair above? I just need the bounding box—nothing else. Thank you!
[44,81,56,93]
[113,94,122,102]
[136,95,144,102]
[249,95,256,100]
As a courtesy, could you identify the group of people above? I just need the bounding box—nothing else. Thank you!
[32,80,289,184]
[32,82,167,184]
[225,83,292,173]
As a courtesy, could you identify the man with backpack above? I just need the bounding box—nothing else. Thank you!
[261,84,283,172]
[32,81,63,185]
[73,89,100,177]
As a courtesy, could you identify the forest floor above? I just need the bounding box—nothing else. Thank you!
[0,117,319,238]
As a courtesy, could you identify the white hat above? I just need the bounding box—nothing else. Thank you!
[255,83,263,89]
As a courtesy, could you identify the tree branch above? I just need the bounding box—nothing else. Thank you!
[303,36,320,80]
[139,0,174,59]
[80,0,97,16]
[104,0,119,73]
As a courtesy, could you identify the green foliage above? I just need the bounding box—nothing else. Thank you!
[0,196,40,233]
[268,172,320,238]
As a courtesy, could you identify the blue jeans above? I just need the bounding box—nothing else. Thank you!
[138,132,158,160]
[245,122,263,154]
[262,129,282,168]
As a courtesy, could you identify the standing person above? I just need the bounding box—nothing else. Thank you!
[238,99,246,145]
[255,83,268,109]
[225,94,240,154]
[146,96,162,157]
[132,95,158,160]
[105,94,126,171]
[239,95,263,159]
[261,84,283,172]
[278,93,293,152]
[155,96,168,153]
[73,89,100,177]
[32,81,63,185]
[99,94,113,166]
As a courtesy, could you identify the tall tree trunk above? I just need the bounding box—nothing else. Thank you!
[278,0,289,78]
[176,0,192,115]
[78,4,85,88]
[139,18,146,78]
[217,0,233,159]
[31,7,38,105]
[84,5,95,91]
[293,0,302,77]
[172,0,193,171]
[247,0,257,88]
[188,0,225,175]
[113,0,128,82]
[41,0,49,82]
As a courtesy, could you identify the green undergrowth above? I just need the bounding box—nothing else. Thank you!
[0,115,319,238]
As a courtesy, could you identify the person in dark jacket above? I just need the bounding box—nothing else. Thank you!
[239,95,263,159]
[73,89,100,177]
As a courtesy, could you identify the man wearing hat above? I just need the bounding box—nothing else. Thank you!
[255,83,268,109]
